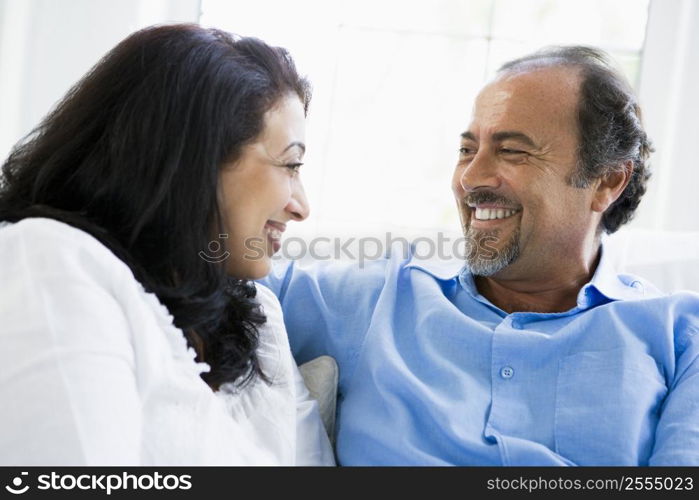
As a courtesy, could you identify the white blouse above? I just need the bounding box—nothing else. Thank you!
[0,217,334,465]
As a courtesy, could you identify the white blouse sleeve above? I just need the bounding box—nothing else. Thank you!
[254,284,335,466]
[292,362,336,465]
[0,219,142,465]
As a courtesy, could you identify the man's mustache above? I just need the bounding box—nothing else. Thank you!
[463,191,521,209]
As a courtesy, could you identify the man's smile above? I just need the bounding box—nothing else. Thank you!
[466,202,522,229]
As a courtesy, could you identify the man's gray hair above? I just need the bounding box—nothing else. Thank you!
[498,46,653,234]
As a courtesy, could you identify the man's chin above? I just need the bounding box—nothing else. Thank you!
[462,227,521,276]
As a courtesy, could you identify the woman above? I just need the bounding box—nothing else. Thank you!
[0,24,334,465]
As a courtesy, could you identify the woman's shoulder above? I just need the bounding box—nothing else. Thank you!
[0,217,125,265]
[0,216,208,374]
[0,217,156,325]
[1,216,113,249]
[0,217,131,280]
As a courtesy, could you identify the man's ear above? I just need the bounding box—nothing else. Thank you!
[591,161,633,213]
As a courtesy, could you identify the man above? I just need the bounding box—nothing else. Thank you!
[261,46,699,465]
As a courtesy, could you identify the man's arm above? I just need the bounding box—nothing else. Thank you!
[260,258,387,391]
[649,302,699,465]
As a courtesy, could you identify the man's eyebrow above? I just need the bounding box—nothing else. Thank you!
[281,141,306,154]
[491,131,538,148]
[460,130,538,149]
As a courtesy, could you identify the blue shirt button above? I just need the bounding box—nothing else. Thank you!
[500,366,514,379]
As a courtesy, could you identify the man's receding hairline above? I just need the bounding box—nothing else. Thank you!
[486,63,584,111]
[498,55,583,75]
[494,59,584,87]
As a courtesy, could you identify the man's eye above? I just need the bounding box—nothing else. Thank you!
[285,162,303,173]
[500,148,526,155]
[459,147,476,155]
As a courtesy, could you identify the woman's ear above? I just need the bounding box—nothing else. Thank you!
[591,161,633,213]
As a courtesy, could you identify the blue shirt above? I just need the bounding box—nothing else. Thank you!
[261,245,699,465]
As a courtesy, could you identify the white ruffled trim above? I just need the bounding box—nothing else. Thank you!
[129,279,290,431]
[133,282,211,377]
[215,285,289,422]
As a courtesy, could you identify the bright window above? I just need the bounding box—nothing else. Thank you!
[201,0,650,239]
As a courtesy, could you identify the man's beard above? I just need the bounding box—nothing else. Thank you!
[463,226,521,276]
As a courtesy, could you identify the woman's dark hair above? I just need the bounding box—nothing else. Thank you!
[499,46,653,234]
[0,24,311,389]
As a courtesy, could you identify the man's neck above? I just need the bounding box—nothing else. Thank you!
[474,246,602,314]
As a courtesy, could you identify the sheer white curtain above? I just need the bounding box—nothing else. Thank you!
[0,0,201,162]
[200,0,657,241]
[1,0,696,233]
[634,0,699,231]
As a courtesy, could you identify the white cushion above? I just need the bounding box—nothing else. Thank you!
[299,356,338,444]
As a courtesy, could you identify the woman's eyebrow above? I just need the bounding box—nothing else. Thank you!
[281,141,306,154]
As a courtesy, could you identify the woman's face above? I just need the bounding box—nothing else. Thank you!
[219,94,309,279]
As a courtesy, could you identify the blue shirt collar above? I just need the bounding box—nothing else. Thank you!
[582,242,649,303]
[405,241,653,309]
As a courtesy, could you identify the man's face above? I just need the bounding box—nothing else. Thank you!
[452,66,600,279]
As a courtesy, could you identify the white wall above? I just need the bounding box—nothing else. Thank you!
[0,0,200,160]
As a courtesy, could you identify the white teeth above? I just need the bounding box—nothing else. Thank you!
[266,227,282,239]
[474,208,519,221]
[475,208,486,220]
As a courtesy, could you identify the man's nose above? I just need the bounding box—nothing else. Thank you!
[457,150,501,193]
[285,179,310,221]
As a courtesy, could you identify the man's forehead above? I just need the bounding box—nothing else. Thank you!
[466,66,581,138]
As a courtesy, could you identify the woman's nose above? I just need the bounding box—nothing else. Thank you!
[286,180,310,221]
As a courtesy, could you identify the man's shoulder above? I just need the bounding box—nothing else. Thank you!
[615,272,667,299]
[664,290,699,340]
[267,241,461,292]
[610,279,699,352]
[614,270,699,309]
[403,257,464,282]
